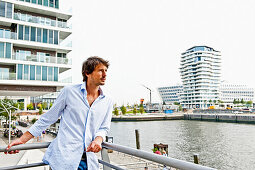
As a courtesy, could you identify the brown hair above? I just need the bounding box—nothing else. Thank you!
[82,56,109,82]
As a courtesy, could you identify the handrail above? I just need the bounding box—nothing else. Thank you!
[103,142,216,170]
[0,142,216,170]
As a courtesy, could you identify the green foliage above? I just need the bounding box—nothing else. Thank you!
[0,98,18,121]
[49,102,53,109]
[120,105,127,115]
[113,107,119,116]
[174,102,180,105]
[31,118,37,124]
[139,104,144,114]
[241,99,245,104]
[246,101,253,107]
[42,102,47,110]
[152,147,158,153]
[133,107,137,114]
[27,103,34,110]
[17,102,24,110]
[179,105,183,111]
[39,106,43,115]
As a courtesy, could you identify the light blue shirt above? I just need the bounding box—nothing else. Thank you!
[28,83,113,170]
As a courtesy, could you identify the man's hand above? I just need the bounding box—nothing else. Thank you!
[5,138,24,154]
[5,131,33,154]
[86,136,103,153]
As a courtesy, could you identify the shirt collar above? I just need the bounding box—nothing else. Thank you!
[80,82,105,98]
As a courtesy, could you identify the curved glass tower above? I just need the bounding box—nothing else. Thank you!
[180,46,221,109]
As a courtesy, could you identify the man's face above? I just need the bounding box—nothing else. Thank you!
[86,63,107,86]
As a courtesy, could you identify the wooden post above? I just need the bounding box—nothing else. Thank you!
[193,153,199,164]
[135,129,140,149]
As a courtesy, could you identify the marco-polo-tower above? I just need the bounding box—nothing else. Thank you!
[0,0,72,108]
[180,46,221,109]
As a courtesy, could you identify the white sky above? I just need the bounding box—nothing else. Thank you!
[61,0,255,106]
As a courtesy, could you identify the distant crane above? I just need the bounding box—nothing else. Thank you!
[141,84,152,104]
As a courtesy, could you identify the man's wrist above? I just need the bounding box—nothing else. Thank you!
[95,136,103,144]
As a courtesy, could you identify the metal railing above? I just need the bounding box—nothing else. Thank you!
[0,142,216,170]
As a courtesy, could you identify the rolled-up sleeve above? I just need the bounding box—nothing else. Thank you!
[95,100,113,141]
[28,87,67,137]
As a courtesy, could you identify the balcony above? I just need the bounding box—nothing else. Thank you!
[14,12,72,29]
[0,72,16,80]
[12,53,72,65]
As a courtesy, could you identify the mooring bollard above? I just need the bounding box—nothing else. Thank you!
[135,129,140,149]
[193,153,199,164]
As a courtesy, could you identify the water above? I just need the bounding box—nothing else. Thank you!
[108,120,255,170]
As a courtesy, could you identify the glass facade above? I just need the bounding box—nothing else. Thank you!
[0,2,12,18]
[16,64,58,81]
[0,42,12,58]
[18,25,59,45]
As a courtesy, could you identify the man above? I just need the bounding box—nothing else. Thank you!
[5,56,114,170]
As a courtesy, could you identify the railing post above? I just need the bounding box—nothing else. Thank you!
[135,129,140,149]
[193,153,199,164]
[101,147,111,170]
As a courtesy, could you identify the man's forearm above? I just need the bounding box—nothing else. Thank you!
[20,131,34,144]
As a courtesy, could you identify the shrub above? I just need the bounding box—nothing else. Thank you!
[31,118,37,124]
[113,107,119,116]
[27,103,34,110]
[120,105,127,115]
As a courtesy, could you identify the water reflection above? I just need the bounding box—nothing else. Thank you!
[109,120,255,170]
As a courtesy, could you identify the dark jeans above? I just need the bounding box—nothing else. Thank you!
[78,153,87,170]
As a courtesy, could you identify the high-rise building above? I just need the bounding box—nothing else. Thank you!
[0,0,72,109]
[180,46,221,109]
[157,85,183,104]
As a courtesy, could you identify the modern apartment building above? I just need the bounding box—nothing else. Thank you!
[0,0,72,109]
[220,81,254,104]
[180,46,221,109]
[157,85,183,104]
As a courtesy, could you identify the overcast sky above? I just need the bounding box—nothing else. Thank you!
[61,0,255,105]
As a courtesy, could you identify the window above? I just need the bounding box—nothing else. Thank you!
[49,0,54,7]
[6,3,12,19]
[0,29,3,38]
[43,29,48,43]
[30,65,35,80]
[48,67,53,81]
[38,0,42,5]
[54,30,58,45]
[0,1,5,17]
[54,67,58,81]
[49,30,53,44]
[42,66,47,81]
[36,66,41,80]
[30,27,36,41]
[24,65,29,80]
[17,64,23,80]
[55,0,59,8]
[32,0,37,4]
[37,28,41,42]
[24,26,29,41]
[0,42,4,58]
[43,0,48,6]
[5,43,11,59]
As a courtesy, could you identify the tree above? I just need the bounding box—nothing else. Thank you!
[120,105,126,115]
[179,105,183,112]
[133,107,137,114]
[42,102,47,110]
[113,106,119,116]
[209,100,212,106]
[27,103,34,110]
[174,102,180,105]
[39,106,43,115]
[241,99,245,104]
[0,98,19,127]
[246,101,253,107]
[233,99,237,105]
[31,118,37,124]
[49,102,53,109]
[139,104,144,114]
[213,100,217,105]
